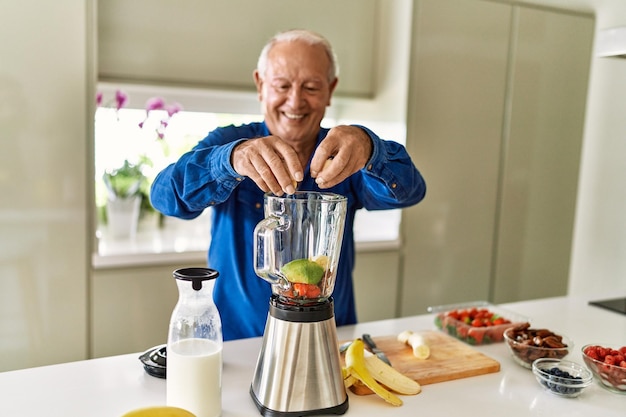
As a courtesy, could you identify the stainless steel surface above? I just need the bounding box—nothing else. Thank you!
[362,333,392,366]
[250,313,348,415]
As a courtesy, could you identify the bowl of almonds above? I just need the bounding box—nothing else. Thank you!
[503,323,572,369]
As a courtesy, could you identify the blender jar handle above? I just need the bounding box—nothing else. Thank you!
[253,216,289,289]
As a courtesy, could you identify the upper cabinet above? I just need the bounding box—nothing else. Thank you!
[98,0,378,97]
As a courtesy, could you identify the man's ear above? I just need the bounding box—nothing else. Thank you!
[253,70,264,101]
[327,77,338,106]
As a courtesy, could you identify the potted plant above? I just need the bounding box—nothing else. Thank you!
[96,89,182,237]
[103,158,150,238]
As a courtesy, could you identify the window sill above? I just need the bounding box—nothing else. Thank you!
[92,209,402,270]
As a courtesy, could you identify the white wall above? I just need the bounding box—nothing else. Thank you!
[568,1,626,296]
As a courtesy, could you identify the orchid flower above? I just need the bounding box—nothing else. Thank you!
[166,102,183,117]
[96,89,128,121]
[96,89,182,140]
[139,97,183,140]
[145,96,166,111]
[115,89,128,110]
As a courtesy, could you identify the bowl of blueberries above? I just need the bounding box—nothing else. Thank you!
[532,358,593,398]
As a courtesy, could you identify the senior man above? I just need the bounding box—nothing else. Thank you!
[150,29,426,340]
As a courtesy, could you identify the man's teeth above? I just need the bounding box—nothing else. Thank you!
[285,113,304,120]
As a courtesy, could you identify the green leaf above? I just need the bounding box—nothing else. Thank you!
[103,159,148,198]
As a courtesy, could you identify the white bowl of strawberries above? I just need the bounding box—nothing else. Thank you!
[581,344,626,394]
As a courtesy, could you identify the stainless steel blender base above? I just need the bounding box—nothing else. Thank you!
[250,297,348,416]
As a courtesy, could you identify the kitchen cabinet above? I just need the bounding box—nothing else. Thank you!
[90,263,183,358]
[401,0,593,315]
[97,0,378,97]
[493,6,592,302]
[0,0,93,372]
[353,248,401,322]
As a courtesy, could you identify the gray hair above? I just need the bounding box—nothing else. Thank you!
[256,29,339,83]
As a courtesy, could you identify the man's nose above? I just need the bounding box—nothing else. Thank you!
[286,87,304,106]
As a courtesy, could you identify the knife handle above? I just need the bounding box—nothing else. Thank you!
[362,333,376,348]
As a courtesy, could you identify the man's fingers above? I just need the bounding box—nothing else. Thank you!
[232,136,303,195]
[253,158,284,195]
[315,157,355,188]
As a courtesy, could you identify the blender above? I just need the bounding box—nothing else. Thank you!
[250,191,349,417]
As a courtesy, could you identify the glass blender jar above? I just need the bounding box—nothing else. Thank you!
[254,191,347,304]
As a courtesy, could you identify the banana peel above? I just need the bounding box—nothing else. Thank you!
[345,356,422,396]
[344,339,402,406]
[364,354,421,395]
[342,338,421,406]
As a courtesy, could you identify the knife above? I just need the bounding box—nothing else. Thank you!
[362,333,392,366]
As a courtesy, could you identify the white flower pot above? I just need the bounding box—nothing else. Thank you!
[106,195,141,239]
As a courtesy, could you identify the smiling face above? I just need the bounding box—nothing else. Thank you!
[254,40,338,153]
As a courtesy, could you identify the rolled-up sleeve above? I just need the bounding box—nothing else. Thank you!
[150,125,258,218]
[352,124,426,209]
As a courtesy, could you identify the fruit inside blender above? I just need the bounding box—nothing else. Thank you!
[276,255,332,303]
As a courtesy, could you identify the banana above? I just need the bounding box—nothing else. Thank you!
[397,330,413,344]
[398,330,430,359]
[121,406,195,417]
[364,355,421,395]
[344,338,403,406]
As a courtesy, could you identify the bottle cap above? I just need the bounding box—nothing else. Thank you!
[173,267,219,291]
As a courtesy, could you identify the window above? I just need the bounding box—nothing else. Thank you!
[94,106,263,213]
[94,84,402,264]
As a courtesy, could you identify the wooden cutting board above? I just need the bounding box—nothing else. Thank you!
[342,331,500,386]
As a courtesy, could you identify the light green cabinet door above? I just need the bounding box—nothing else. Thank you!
[401,0,512,316]
[91,264,183,358]
[0,0,92,372]
[98,0,378,97]
[492,7,593,302]
[401,0,593,315]
[354,249,401,322]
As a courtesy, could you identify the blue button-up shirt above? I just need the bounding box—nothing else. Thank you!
[150,122,426,340]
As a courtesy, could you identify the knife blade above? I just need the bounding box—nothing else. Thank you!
[362,333,392,366]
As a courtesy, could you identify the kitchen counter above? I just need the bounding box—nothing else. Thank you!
[1,295,624,416]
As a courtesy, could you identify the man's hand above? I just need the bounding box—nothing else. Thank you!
[310,126,373,188]
[231,136,303,195]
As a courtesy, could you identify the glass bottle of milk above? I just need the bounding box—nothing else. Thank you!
[167,268,222,417]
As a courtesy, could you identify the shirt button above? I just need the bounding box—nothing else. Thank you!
[391,183,397,189]
[255,202,262,209]
[236,177,244,182]
[367,164,373,171]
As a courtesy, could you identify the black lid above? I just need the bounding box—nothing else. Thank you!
[269,295,334,322]
[138,344,167,379]
[173,267,219,291]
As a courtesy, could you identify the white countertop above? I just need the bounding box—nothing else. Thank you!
[1,295,624,416]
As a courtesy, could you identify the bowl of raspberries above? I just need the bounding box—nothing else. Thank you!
[581,344,626,394]
[532,358,592,397]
